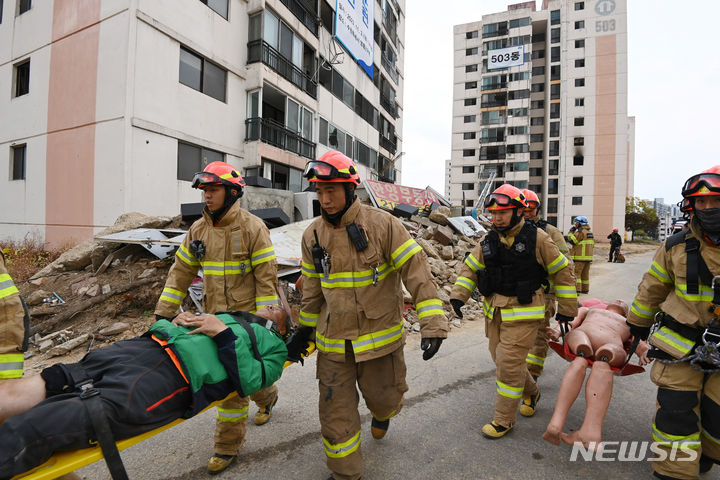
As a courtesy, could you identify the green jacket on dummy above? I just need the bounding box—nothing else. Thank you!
[147,312,288,417]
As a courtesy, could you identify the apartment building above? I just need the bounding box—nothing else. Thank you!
[0,0,404,247]
[448,0,633,235]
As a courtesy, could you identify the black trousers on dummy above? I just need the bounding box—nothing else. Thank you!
[0,337,190,479]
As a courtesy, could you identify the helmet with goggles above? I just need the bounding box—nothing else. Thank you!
[191,161,246,190]
[682,166,720,199]
[303,151,361,185]
[484,184,527,211]
[521,189,540,211]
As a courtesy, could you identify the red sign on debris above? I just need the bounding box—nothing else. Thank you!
[364,180,444,212]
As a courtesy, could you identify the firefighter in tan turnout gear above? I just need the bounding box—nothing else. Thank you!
[567,216,594,293]
[0,251,29,380]
[627,166,720,480]
[155,161,280,474]
[298,150,448,480]
[521,188,573,382]
[450,184,577,438]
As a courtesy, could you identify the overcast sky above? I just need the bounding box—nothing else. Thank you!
[400,0,720,206]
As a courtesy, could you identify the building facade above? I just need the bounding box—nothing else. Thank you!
[653,197,681,242]
[0,0,404,247]
[448,0,633,235]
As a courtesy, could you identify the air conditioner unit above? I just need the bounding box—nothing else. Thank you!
[293,192,320,222]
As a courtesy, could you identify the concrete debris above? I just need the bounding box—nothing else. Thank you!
[433,225,454,246]
[417,238,440,259]
[26,289,51,306]
[440,246,454,261]
[99,322,131,336]
[101,284,111,295]
[138,268,156,279]
[48,334,90,357]
[86,284,100,297]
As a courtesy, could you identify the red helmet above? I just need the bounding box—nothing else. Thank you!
[612,227,618,232]
[303,150,361,185]
[485,184,527,211]
[191,161,246,190]
[682,165,720,199]
[679,198,692,212]
[521,189,540,211]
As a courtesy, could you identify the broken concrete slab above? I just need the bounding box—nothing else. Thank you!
[433,225,454,246]
[417,238,440,259]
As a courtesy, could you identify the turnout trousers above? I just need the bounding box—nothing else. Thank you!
[0,337,190,479]
[317,342,408,480]
[486,310,540,426]
[649,361,720,479]
[213,384,278,455]
[574,260,591,293]
[526,294,556,379]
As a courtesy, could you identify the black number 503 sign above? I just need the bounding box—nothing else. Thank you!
[595,19,616,32]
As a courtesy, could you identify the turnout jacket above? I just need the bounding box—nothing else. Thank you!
[155,202,278,318]
[299,199,448,362]
[568,224,595,262]
[628,219,720,331]
[148,313,287,416]
[0,251,28,379]
[450,218,578,321]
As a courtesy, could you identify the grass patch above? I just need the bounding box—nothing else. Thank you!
[1,236,69,283]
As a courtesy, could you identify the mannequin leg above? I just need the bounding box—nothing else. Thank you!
[565,329,593,359]
[543,357,589,445]
[594,343,627,368]
[561,361,614,447]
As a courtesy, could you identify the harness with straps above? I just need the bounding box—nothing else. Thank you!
[535,219,548,231]
[477,221,548,304]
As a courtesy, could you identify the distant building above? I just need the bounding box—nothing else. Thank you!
[653,198,681,241]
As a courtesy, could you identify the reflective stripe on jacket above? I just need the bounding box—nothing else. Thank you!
[568,225,594,262]
[300,200,448,362]
[0,252,26,378]
[155,202,278,317]
[628,219,720,329]
[450,218,578,321]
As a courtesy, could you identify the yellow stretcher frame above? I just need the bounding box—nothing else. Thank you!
[12,342,315,480]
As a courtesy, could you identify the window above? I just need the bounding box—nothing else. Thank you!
[17,0,30,15]
[575,98,585,106]
[506,144,529,154]
[574,117,585,126]
[575,20,584,29]
[531,83,544,92]
[463,149,475,157]
[550,121,559,137]
[508,126,528,135]
[465,81,477,89]
[14,60,30,97]
[480,127,505,143]
[532,65,545,76]
[575,2,584,10]
[509,17,530,28]
[574,155,584,165]
[530,117,544,126]
[530,100,545,109]
[574,137,584,146]
[466,47,478,56]
[532,33,546,43]
[551,65,561,80]
[482,21,508,38]
[572,177,584,186]
[550,10,560,25]
[550,102,560,118]
[549,141,560,157]
[464,115,476,123]
[575,58,585,68]
[508,107,528,117]
[575,39,585,48]
[463,132,476,140]
[11,144,26,180]
[551,46,560,62]
[572,196,583,205]
[481,110,506,125]
[462,183,475,191]
[530,133,544,143]
[462,166,475,174]
[177,141,224,181]
[575,78,586,87]
[466,30,478,39]
[464,98,477,106]
[550,83,560,100]
[179,47,226,102]
[199,0,227,19]
[530,168,542,177]
[547,198,558,214]
[465,64,478,73]
[508,89,529,100]
[548,179,558,194]
[508,72,529,81]
[530,150,543,159]
[531,49,545,59]
[550,28,560,44]
[0,0,3,23]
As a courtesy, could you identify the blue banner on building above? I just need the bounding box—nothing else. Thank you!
[335,0,374,79]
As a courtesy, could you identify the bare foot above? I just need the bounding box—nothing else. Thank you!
[542,425,562,445]
[560,430,601,450]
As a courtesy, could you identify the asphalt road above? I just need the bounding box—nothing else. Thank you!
[79,249,693,480]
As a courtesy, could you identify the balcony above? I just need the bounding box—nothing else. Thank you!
[278,0,318,36]
[380,93,398,119]
[379,133,397,155]
[381,55,399,84]
[247,40,317,98]
[245,117,316,160]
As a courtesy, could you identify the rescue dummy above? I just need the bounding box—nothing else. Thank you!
[299,150,448,480]
[567,216,594,293]
[450,184,578,439]
[154,161,281,474]
[521,188,572,381]
[0,307,295,480]
[542,299,651,447]
[0,250,29,380]
[627,166,720,479]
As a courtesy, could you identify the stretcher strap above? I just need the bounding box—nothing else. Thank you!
[234,317,267,387]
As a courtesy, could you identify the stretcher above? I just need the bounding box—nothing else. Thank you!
[12,342,315,480]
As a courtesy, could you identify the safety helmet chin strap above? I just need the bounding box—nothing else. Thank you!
[494,208,522,232]
[209,186,243,224]
[323,183,357,226]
